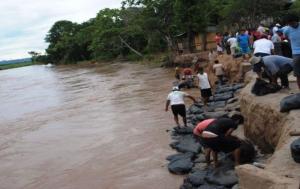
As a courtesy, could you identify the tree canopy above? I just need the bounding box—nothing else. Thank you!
[42,0,297,64]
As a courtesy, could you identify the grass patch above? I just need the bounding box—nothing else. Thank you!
[0,61,33,70]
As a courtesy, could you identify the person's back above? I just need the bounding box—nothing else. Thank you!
[238,33,250,48]
[167,90,187,105]
[197,72,210,89]
[253,38,274,55]
[183,68,193,76]
[271,33,282,43]
[263,55,293,75]
[204,118,238,137]
[284,23,300,55]
[227,37,237,48]
[213,63,224,76]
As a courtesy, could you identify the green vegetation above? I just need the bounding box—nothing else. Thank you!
[38,0,299,64]
[0,61,33,70]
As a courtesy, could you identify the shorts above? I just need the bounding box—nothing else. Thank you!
[194,136,208,148]
[293,55,300,77]
[200,88,212,98]
[240,46,250,54]
[217,45,223,52]
[171,104,186,117]
[202,136,241,153]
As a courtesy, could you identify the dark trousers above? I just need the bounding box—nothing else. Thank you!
[277,64,293,87]
[217,75,224,85]
[254,53,270,57]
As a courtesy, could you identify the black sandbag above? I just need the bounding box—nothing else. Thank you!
[198,184,228,189]
[232,83,244,91]
[168,158,194,175]
[166,152,195,162]
[215,87,234,94]
[180,182,194,189]
[204,111,228,119]
[239,140,256,164]
[174,127,194,135]
[208,101,227,109]
[205,169,238,187]
[227,97,238,104]
[186,170,207,186]
[214,93,234,101]
[280,93,300,112]
[189,104,204,114]
[251,78,281,96]
[170,135,202,154]
[291,138,300,163]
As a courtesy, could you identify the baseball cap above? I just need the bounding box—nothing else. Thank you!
[249,56,262,65]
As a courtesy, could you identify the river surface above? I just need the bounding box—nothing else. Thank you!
[0,63,184,189]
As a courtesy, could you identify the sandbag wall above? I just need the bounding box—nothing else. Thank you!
[166,83,256,189]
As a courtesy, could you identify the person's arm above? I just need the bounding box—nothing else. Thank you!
[270,75,278,85]
[186,95,197,103]
[257,71,263,79]
[225,128,235,136]
[165,100,170,112]
[271,42,275,55]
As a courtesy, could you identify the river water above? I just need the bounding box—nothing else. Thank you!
[0,63,184,189]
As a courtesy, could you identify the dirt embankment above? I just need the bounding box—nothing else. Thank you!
[198,53,300,188]
[237,74,300,189]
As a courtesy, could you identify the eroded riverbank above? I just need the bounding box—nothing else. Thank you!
[0,63,183,189]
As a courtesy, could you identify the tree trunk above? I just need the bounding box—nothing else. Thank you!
[119,36,143,57]
[201,32,208,51]
[187,29,194,53]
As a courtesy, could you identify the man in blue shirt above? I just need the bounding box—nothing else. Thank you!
[237,29,251,60]
[284,14,300,89]
[250,55,294,88]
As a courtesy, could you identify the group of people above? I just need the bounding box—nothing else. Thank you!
[164,13,300,169]
[165,84,243,168]
[215,13,300,90]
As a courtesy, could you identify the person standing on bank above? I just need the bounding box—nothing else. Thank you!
[165,87,196,127]
[201,116,244,167]
[250,55,294,89]
[284,14,300,89]
[213,60,225,85]
[253,35,275,57]
[197,67,212,106]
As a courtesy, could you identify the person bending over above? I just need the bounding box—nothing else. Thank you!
[250,55,293,88]
[193,119,215,166]
[201,115,244,167]
[165,87,196,127]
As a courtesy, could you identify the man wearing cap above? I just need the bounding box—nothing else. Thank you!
[165,87,196,127]
[250,55,294,88]
[283,14,300,89]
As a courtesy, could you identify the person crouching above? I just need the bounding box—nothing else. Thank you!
[201,115,244,167]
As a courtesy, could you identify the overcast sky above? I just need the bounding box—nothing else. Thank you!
[0,0,123,60]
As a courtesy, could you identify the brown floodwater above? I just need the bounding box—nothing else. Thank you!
[0,63,185,189]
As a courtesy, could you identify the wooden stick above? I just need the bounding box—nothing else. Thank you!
[289,131,300,136]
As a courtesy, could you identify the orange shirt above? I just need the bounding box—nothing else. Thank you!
[193,119,215,136]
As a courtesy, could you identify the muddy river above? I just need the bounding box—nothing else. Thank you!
[0,63,184,189]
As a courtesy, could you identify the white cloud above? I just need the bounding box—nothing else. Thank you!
[0,0,123,60]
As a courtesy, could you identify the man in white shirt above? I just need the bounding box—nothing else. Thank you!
[165,87,196,127]
[253,35,274,57]
[197,67,212,106]
[227,36,238,56]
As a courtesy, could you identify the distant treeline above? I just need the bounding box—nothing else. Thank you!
[36,0,300,64]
